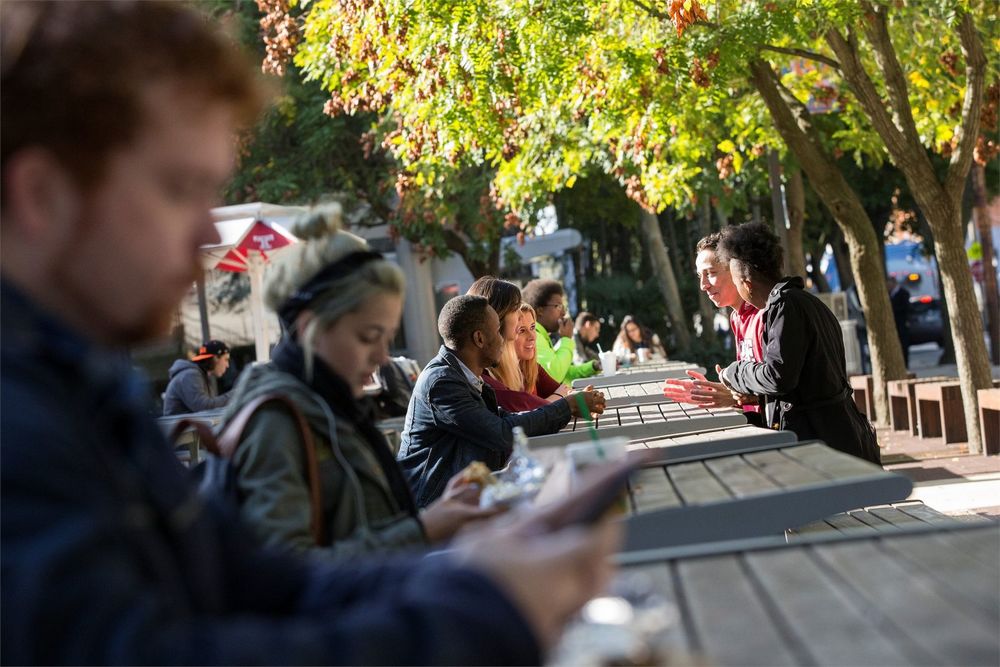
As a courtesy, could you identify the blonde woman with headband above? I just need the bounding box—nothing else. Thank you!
[220,205,495,561]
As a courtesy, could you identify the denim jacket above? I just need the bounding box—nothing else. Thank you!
[1,284,540,665]
[397,346,572,507]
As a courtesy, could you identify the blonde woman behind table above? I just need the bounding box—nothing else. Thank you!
[220,204,495,561]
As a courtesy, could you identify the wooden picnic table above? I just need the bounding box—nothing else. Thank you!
[529,401,746,449]
[617,440,912,551]
[608,523,999,666]
[787,500,988,538]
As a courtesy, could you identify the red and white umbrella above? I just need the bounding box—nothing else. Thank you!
[203,203,306,362]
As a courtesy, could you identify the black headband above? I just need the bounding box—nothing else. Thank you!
[278,250,383,328]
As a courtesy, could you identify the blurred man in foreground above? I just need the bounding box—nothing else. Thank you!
[0,2,617,663]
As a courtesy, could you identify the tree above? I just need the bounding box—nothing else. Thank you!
[283,0,995,439]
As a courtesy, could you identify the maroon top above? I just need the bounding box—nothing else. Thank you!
[482,365,564,413]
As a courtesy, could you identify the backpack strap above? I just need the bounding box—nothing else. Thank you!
[171,394,327,546]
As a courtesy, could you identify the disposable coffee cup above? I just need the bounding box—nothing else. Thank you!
[637,348,650,364]
[599,351,617,377]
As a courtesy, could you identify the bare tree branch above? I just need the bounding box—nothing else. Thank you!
[945,10,987,201]
[860,2,921,152]
[825,27,922,171]
[758,44,840,70]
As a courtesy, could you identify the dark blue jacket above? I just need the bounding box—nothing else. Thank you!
[397,346,571,507]
[0,284,540,665]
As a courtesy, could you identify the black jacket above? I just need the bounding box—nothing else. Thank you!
[722,277,880,463]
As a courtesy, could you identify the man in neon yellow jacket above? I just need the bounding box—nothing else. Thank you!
[523,279,599,384]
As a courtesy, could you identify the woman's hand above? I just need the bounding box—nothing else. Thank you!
[662,369,737,408]
[565,385,606,417]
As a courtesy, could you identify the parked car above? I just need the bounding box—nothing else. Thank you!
[884,241,944,347]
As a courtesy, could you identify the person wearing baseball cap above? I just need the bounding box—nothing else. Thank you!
[162,339,232,415]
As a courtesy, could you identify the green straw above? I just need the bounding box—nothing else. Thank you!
[574,392,605,458]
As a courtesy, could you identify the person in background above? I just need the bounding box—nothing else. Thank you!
[397,295,581,507]
[522,278,598,384]
[612,315,667,362]
[162,339,232,415]
[715,222,880,463]
[663,232,764,425]
[573,311,602,365]
[490,303,604,413]
[0,3,618,663]
[887,275,911,367]
[221,206,494,561]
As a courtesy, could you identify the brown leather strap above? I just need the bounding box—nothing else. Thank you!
[171,395,327,546]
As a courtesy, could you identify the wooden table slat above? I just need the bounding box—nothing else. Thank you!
[878,532,1000,622]
[743,548,921,665]
[666,462,733,504]
[629,467,683,512]
[676,555,802,665]
[780,442,884,479]
[741,449,829,487]
[812,538,999,664]
[703,455,781,498]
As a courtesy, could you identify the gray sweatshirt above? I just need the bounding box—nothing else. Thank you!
[162,359,230,415]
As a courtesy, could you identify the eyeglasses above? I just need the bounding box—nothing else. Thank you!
[541,302,566,312]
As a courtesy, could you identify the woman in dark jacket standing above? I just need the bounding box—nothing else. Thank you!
[716,222,880,463]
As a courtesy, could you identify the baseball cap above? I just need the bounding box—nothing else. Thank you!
[191,340,230,361]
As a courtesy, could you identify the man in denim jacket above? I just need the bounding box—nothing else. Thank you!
[397,295,572,507]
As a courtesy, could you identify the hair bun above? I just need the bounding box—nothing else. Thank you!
[291,203,343,241]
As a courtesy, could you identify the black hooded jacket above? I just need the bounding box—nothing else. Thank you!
[722,277,880,464]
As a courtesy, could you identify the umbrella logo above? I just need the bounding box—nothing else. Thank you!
[252,233,276,250]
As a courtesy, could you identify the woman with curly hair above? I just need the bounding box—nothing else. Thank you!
[715,222,880,463]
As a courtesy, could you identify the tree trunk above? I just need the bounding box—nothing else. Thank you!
[826,8,991,449]
[640,209,692,351]
[785,163,808,279]
[971,164,1000,364]
[698,199,719,344]
[749,58,907,427]
[766,150,792,275]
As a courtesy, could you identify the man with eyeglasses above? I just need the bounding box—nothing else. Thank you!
[522,279,599,384]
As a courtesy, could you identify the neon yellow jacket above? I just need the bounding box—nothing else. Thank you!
[534,321,597,384]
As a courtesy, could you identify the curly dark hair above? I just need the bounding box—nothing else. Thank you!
[438,294,491,349]
[467,276,522,326]
[716,222,784,283]
[521,279,564,310]
[695,231,722,252]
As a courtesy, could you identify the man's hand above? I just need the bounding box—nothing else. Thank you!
[662,369,736,408]
[557,317,575,339]
[565,385,606,417]
[453,512,620,651]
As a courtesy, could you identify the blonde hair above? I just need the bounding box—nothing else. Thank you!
[265,203,405,377]
[516,303,539,394]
